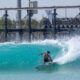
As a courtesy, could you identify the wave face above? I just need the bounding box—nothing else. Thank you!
[0,36,80,71]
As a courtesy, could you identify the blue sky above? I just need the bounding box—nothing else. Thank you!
[0,0,80,20]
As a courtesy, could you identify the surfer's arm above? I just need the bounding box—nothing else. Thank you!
[48,55,52,62]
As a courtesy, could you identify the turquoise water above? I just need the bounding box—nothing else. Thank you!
[0,38,80,80]
[0,42,61,71]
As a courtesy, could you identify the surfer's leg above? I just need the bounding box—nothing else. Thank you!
[44,59,49,64]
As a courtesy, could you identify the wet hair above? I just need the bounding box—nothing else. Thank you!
[47,51,50,54]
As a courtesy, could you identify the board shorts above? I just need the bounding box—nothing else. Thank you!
[44,59,49,62]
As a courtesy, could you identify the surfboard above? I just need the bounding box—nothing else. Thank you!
[36,62,57,70]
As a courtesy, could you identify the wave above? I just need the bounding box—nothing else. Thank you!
[0,36,79,70]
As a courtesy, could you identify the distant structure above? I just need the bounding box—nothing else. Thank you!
[76,13,80,19]
[0,1,80,42]
[45,10,53,24]
[16,0,22,41]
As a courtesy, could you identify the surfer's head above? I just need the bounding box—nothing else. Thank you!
[47,51,50,54]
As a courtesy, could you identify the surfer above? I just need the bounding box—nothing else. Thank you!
[43,51,52,64]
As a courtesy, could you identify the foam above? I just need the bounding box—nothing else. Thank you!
[54,36,80,64]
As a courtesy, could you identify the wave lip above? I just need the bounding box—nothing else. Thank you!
[54,36,80,65]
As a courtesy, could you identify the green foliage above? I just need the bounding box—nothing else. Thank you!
[39,17,47,29]
[0,19,4,28]
[0,17,47,29]
[31,19,39,29]
[11,20,16,28]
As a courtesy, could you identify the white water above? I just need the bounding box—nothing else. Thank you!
[54,36,80,64]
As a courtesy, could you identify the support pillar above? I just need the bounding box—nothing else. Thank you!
[4,10,8,42]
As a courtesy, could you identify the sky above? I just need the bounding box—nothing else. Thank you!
[0,0,80,20]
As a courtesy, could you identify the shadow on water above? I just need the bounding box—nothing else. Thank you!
[35,58,80,73]
[35,63,60,73]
